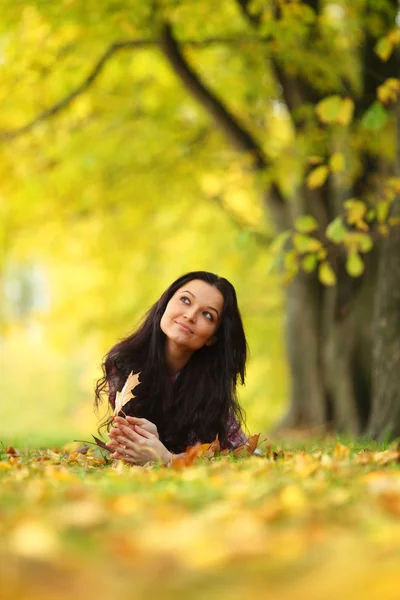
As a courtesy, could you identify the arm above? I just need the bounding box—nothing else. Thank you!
[221,411,249,450]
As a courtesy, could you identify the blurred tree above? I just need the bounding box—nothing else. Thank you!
[0,0,399,438]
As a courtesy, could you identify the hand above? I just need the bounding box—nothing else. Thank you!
[106,419,171,466]
[114,415,159,439]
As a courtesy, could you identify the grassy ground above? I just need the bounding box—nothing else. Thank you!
[1,437,400,600]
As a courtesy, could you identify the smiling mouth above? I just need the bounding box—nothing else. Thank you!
[175,321,193,334]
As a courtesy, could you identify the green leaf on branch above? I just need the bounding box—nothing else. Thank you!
[358,234,373,253]
[376,201,390,223]
[346,251,364,277]
[375,35,394,62]
[315,95,342,124]
[293,234,322,253]
[295,215,319,233]
[301,253,318,273]
[319,262,337,286]
[326,217,347,243]
[361,102,388,130]
[306,165,329,189]
[366,209,376,222]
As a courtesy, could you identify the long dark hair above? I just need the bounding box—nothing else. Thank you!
[95,271,247,453]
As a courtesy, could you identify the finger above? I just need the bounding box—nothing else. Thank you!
[134,425,152,439]
[118,424,145,443]
[106,441,118,448]
[126,416,145,424]
[113,440,138,457]
[114,416,130,426]
[113,417,134,431]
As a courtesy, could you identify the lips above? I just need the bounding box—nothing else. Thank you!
[175,321,193,334]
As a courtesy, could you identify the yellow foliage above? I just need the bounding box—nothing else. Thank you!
[306,165,329,189]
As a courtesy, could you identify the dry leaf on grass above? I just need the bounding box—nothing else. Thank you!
[233,434,260,457]
[201,436,221,458]
[171,443,203,469]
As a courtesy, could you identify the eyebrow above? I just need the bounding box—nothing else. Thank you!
[180,290,220,318]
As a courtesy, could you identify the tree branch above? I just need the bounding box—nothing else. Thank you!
[0,34,272,142]
[159,22,267,170]
[0,40,154,141]
[159,21,287,224]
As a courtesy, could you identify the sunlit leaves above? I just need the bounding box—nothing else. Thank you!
[377,78,400,105]
[329,152,345,173]
[306,165,329,189]
[326,217,347,243]
[294,215,319,233]
[344,199,368,231]
[301,253,318,273]
[361,102,389,130]
[375,29,400,61]
[293,233,322,253]
[346,250,364,277]
[319,261,336,286]
[315,96,354,125]
[2,440,400,599]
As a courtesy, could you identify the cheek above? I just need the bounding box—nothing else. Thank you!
[198,321,217,339]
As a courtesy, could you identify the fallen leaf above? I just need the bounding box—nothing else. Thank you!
[171,443,203,469]
[246,434,260,454]
[202,436,221,458]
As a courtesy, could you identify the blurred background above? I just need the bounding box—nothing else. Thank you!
[0,2,292,446]
[0,0,398,446]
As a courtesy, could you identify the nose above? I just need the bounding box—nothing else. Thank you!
[184,307,197,323]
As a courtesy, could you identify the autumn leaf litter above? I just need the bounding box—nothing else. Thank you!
[1,440,400,600]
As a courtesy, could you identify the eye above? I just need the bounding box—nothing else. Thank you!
[203,311,213,321]
[180,295,190,305]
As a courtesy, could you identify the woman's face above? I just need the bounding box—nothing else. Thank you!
[160,279,224,352]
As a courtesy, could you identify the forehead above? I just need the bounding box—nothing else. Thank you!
[175,279,224,310]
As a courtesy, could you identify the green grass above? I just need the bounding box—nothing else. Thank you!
[1,437,400,600]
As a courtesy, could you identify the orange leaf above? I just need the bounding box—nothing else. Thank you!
[202,436,221,458]
[232,434,261,457]
[171,443,203,469]
[232,444,250,457]
[246,434,260,453]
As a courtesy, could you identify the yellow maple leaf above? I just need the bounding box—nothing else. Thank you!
[114,371,140,416]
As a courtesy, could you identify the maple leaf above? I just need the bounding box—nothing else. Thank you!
[232,434,260,457]
[246,434,260,454]
[114,371,140,416]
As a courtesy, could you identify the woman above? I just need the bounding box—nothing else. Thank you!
[95,271,250,465]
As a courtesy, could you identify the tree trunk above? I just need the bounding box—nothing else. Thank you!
[368,97,400,439]
[279,249,376,435]
[159,13,398,439]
